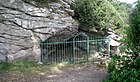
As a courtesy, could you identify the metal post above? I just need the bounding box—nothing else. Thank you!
[46,41,48,64]
[87,37,89,61]
[108,36,110,57]
[72,38,75,63]
[41,42,45,64]
[40,43,43,63]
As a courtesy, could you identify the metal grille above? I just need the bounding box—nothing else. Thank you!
[40,34,110,64]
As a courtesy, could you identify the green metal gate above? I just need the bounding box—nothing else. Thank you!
[40,33,110,64]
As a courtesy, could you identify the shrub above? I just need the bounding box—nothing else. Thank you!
[104,69,140,82]
[126,0,140,56]
[105,1,140,81]
[105,55,140,82]
[108,56,119,72]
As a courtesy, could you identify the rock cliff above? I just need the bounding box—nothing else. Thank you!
[0,0,78,61]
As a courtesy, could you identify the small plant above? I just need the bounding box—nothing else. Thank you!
[0,62,13,73]
[107,56,119,72]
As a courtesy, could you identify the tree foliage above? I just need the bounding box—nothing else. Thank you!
[105,1,140,81]
[126,0,140,55]
[72,0,131,34]
[111,0,132,34]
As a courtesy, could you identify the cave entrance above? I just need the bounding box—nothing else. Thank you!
[40,32,110,64]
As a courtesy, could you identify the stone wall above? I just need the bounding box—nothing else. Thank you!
[0,0,78,61]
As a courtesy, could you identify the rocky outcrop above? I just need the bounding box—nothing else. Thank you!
[108,31,121,55]
[0,0,78,61]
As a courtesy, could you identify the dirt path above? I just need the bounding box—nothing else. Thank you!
[0,62,108,82]
[42,63,108,82]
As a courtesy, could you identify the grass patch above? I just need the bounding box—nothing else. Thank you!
[0,62,13,74]
[0,61,77,75]
[0,61,49,75]
[0,58,107,76]
[0,59,108,81]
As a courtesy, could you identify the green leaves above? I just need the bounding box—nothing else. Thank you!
[126,0,140,55]
[104,55,140,82]
[72,0,130,33]
[104,69,140,82]
[104,1,140,82]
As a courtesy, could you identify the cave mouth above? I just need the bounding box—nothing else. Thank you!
[40,32,110,64]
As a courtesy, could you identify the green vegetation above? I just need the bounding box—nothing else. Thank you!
[0,61,47,74]
[104,55,140,82]
[1,0,139,81]
[72,0,130,34]
[0,60,107,81]
[0,60,74,75]
[104,0,140,81]
[0,61,69,81]
[126,1,140,54]
[0,59,106,75]
[0,60,71,75]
